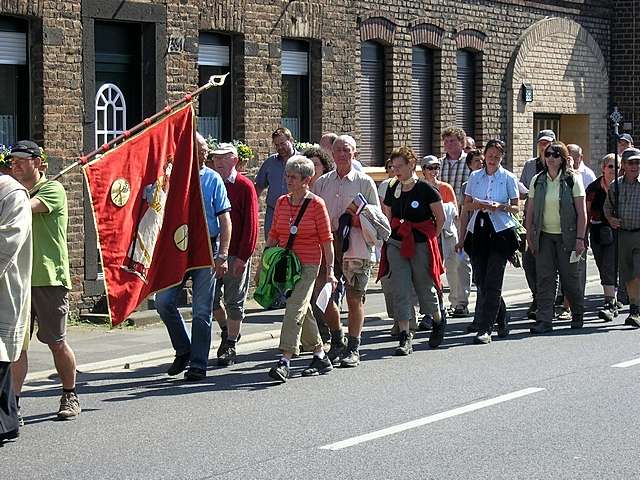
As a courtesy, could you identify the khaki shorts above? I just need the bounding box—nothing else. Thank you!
[341,258,372,296]
[32,286,69,345]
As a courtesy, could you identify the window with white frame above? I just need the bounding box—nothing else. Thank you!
[95,83,126,147]
[198,32,232,141]
[0,17,29,146]
[281,39,310,142]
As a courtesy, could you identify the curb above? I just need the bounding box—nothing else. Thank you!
[25,276,601,383]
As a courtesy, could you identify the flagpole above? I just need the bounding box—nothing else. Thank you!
[32,73,229,194]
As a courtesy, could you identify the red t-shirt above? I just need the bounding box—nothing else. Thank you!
[269,194,333,265]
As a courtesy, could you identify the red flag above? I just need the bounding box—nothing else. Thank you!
[83,104,212,326]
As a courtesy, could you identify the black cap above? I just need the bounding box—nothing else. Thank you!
[536,130,556,143]
[621,148,640,162]
[8,140,42,159]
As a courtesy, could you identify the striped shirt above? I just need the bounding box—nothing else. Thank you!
[440,154,470,205]
[268,194,333,265]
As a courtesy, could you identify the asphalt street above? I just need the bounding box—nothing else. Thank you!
[3,258,640,479]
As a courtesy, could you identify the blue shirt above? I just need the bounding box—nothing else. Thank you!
[255,151,299,209]
[464,166,519,233]
[199,166,231,237]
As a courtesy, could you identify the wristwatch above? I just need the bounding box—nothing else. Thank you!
[215,253,228,262]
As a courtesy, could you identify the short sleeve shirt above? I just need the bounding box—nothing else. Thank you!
[255,153,295,209]
[32,175,71,289]
[200,166,231,237]
[465,167,519,233]
[268,194,333,265]
[585,176,608,224]
[384,179,441,242]
[529,172,585,234]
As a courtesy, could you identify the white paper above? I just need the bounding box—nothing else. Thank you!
[569,250,581,263]
[315,282,333,313]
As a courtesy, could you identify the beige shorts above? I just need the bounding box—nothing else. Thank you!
[32,286,69,345]
[342,258,372,296]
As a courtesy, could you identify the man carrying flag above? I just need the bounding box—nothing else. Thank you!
[155,132,231,381]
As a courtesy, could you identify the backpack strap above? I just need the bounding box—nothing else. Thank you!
[286,197,312,250]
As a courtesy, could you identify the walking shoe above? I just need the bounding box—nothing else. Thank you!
[217,343,237,367]
[394,331,413,356]
[598,301,617,322]
[452,305,470,318]
[167,352,190,376]
[530,321,553,334]
[340,336,361,368]
[465,322,479,334]
[497,311,510,338]
[268,359,290,383]
[217,332,241,358]
[17,408,24,427]
[556,307,572,321]
[417,315,432,332]
[0,428,19,443]
[390,322,400,338]
[57,391,81,420]
[570,314,584,329]
[625,306,640,327]
[526,299,537,320]
[473,332,492,344]
[327,335,347,366]
[428,314,447,348]
[184,368,207,381]
[301,355,333,376]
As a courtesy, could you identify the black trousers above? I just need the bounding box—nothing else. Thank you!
[0,362,18,435]
[472,248,509,335]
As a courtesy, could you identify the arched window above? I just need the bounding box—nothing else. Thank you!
[360,41,385,166]
[456,49,476,137]
[412,46,434,159]
[95,82,127,147]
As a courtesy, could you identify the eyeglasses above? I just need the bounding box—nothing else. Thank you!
[544,150,562,159]
[625,159,640,165]
[423,165,440,171]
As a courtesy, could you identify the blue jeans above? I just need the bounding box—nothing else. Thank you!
[155,267,215,371]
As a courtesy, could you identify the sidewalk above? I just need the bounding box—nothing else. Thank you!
[25,259,602,383]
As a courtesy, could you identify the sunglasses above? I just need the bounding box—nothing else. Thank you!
[423,165,440,171]
[544,150,562,159]
[605,164,616,169]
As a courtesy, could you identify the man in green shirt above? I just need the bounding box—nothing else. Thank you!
[9,140,80,420]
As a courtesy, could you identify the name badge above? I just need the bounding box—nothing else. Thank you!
[411,201,419,208]
[290,225,298,235]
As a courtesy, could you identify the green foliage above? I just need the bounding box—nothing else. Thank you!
[206,137,255,163]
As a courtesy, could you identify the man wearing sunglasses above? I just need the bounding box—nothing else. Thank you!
[604,148,640,327]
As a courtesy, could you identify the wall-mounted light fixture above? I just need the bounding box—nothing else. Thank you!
[521,82,534,103]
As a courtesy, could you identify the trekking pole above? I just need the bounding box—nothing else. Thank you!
[610,107,623,292]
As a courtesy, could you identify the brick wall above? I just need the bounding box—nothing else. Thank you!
[0,0,618,313]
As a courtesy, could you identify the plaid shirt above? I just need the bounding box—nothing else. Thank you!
[440,153,470,205]
[604,176,640,230]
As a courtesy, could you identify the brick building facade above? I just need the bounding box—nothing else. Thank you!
[0,0,632,313]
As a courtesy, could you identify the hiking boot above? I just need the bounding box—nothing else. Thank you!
[429,313,447,348]
[497,311,510,338]
[452,305,470,318]
[216,328,228,358]
[217,343,237,367]
[556,307,571,321]
[57,391,81,420]
[473,332,492,345]
[417,315,432,332]
[340,336,360,368]
[184,368,207,381]
[570,314,584,329]
[526,299,537,320]
[394,331,413,356]
[390,322,400,338]
[268,359,290,383]
[625,305,640,327]
[598,301,617,322]
[167,352,190,376]
[327,334,347,366]
[301,355,333,377]
[530,321,553,334]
